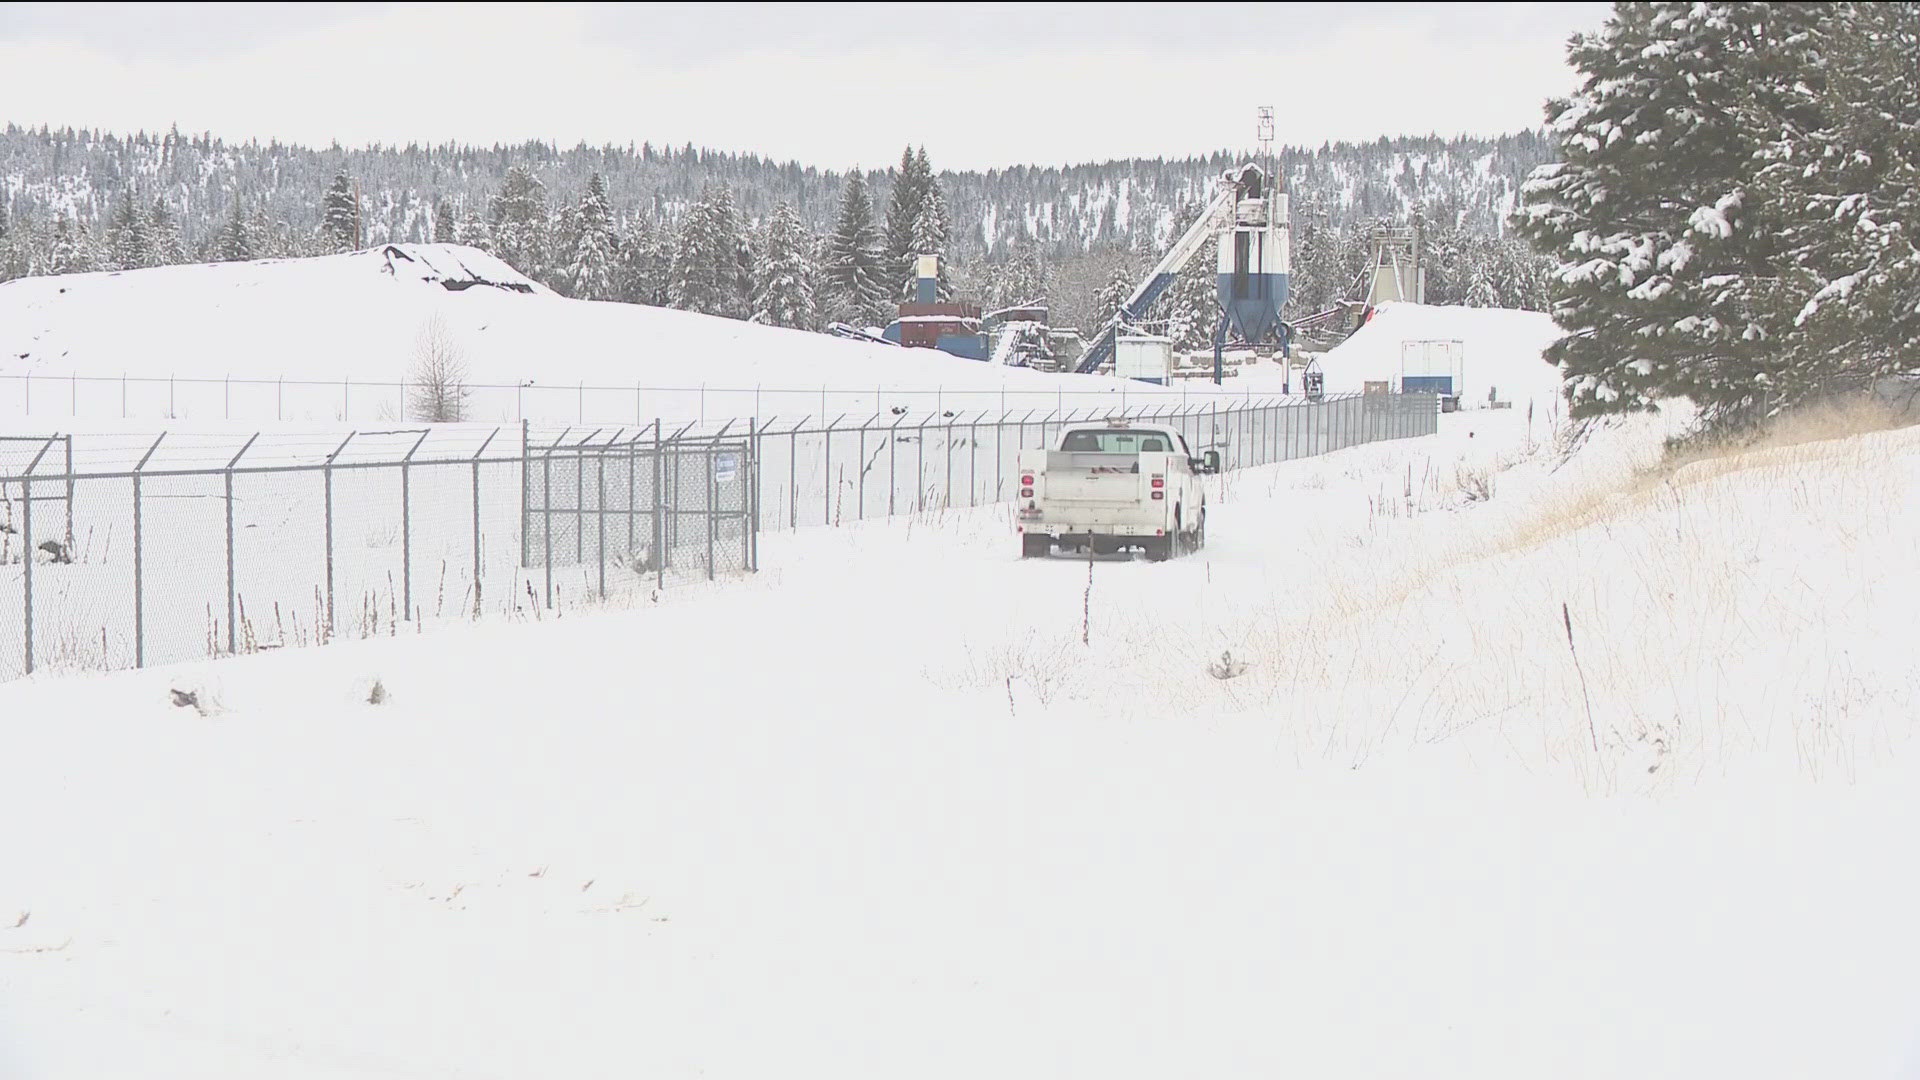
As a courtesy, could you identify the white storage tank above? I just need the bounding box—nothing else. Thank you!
[1115,334,1174,384]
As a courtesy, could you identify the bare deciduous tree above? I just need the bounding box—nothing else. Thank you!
[408,313,469,423]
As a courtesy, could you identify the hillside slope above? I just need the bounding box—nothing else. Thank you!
[0,244,1227,421]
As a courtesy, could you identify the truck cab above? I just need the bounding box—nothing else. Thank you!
[1014,420,1218,561]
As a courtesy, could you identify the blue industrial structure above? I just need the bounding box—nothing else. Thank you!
[882,254,990,360]
[1074,159,1291,384]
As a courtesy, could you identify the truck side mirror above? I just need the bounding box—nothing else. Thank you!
[1201,450,1221,474]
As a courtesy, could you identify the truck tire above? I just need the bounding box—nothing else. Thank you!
[1021,533,1051,559]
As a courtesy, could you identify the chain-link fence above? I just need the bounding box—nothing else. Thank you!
[522,425,756,608]
[0,424,759,680]
[0,391,1432,681]
[751,391,1438,530]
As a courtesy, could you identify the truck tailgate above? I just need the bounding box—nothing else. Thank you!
[1043,452,1147,505]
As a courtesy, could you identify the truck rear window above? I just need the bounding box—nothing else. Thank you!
[1060,430,1173,454]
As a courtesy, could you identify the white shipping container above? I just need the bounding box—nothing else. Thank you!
[1116,335,1174,382]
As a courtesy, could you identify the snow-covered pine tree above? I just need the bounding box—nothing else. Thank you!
[909,179,953,300]
[669,183,749,318]
[456,202,490,251]
[50,212,97,274]
[432,198,456,246]
[148,198,186,265]
[108,189,153,270]
[1517,1,1833,425]
[1149,201,1219,351]
[884,145,930,298]
[489,166,549,277]
[1751,1,1920,403]
[322,172,358,251]
[753,201,818,329]
[0,200,16,283]
[1091,255,1140,334]
[991,237,1050,310]
[568,173,618,301]
[618,211,671,306]
[218,198,255,262]
[823,170,890,326]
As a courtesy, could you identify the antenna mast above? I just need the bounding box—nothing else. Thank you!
[1257,105,1276,190]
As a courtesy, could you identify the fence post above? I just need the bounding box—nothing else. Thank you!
[856,419,866,523]
[628,434,638,557]
[131,433,165,667]
[969,414,979,507]
[472,428,498,619]
[519,420,530,568]
[706,441,717,581]
[596,450,607,600]
[224,375,230,420]
[791,421,801,529]
[20,472,32,675]
[225,433,259,655]
[543,443,554,609]
[401,429,428,623]
[653,419,665,592]
[324,432,353,639]
[916,416,927,513]
[63,437,74,552]
[823,416,839,525]
[751,419,762,570]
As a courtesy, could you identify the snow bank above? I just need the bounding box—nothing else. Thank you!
[5,404,1919,1077]
[0,246,1237,423]
[1313,302,1566,411]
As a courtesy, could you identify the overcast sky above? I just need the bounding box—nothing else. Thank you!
[0,2,1610,171]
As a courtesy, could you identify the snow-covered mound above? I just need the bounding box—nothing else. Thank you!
[1315,302,1565,411]
[0,246,1195,416]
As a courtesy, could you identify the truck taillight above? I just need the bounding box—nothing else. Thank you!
[1150,478,1164,489]
[1020,487,1034,498]
[1020,474,1034,486]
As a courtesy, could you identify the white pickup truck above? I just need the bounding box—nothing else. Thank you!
[1015,420,1219,561]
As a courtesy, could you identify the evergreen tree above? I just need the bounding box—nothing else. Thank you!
[1517,2,1835,425]
[1752,2,1920,402]
[108,189,153,270]
[1091,255,1139,333]
[618,211,671,306]
[752,201,818,329]
[907,171,954,300]
[669,183,749,318]
[991,236,1050,310]
[456,202,490,250]
[148,198,186,265]
[322,171,358,251]
[1150,201,1219,350]
[489,165,549,277]
[50,212,96,274]
[884,145,931,297]
[218,198,256,261]
[568,173,618,301]
[432,198,456,245]
[823,170,889,325]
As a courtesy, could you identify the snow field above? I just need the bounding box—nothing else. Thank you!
[5,401,1920,1078]
[0,245,1282,426]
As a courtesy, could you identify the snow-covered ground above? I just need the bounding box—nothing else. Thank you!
[6,387,1920,1078]
[0,245,1265,424]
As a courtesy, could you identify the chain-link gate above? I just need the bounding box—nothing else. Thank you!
[522,428,757,604]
